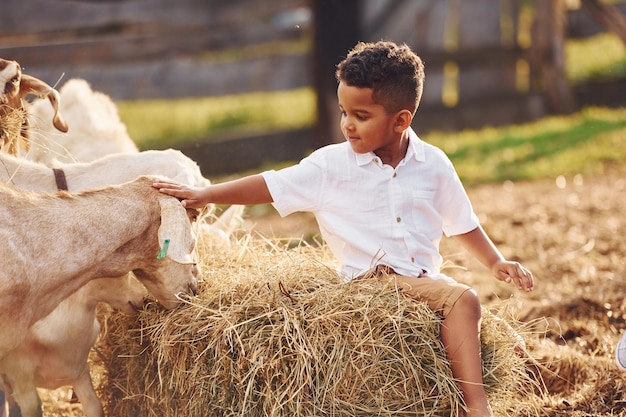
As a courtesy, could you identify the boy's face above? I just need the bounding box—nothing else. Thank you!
[337,81,399,155]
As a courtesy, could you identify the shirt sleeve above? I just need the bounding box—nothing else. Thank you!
[261,155,325,217]
[435,152,480,237]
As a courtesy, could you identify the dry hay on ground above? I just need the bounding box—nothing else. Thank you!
[94,238,538,417]
[229,168,626,417]
[443,168,626,416]
[38,168,626,416]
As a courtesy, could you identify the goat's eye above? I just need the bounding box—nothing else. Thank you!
[186,208,199,222]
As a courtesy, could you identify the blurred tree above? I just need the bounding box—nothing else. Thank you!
[581,0,626,44]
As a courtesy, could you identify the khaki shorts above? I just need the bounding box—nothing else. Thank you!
[359,265,471,318]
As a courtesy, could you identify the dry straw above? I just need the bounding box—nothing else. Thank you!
[95,231,542,417]
[0,106,27,155]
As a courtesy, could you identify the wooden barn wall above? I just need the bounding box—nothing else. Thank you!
[0,0,311,100]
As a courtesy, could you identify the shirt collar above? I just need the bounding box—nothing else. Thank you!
[354,127,425,166]
[355,150,376,166]
[406,128,426,163]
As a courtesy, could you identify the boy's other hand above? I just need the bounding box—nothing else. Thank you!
[492,260,534,292]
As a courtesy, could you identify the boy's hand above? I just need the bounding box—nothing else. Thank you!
[152,180,207,209]
[492,260,534,292]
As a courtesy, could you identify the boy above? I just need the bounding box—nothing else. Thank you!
[153,40,534,417]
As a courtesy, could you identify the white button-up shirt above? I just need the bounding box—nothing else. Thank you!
[261,128,480,280]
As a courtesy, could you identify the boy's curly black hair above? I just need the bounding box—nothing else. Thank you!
[335,40,425,116]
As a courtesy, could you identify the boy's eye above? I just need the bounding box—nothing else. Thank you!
[339,110,366,121]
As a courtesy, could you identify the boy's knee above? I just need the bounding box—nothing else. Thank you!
[452,289,481,318]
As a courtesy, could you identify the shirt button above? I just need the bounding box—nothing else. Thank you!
[393,172,397,178]
[411,257,415,263]
[396,217,401,223]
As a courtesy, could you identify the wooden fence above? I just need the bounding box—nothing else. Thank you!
[1,0,624,175]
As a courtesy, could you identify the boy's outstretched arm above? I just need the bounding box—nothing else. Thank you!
[153,174,273,209]
[454,226,534,292]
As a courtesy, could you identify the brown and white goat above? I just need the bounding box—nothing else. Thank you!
[0,150,242,416]
[0,58,68,155]
[0,175,199,357]
[0,275,148,417]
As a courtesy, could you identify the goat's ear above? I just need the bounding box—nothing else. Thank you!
[20,74,69,133]
[158,196,195,264]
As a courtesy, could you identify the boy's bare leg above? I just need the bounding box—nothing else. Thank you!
[441,289,493,417]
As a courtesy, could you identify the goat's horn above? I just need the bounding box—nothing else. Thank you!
[20,74,69,133]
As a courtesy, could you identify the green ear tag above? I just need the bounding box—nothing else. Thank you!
[157,238,170,259]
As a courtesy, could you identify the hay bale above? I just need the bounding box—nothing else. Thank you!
[0,106,27,155]
[95,238,539,417]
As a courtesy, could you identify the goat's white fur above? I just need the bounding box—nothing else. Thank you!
[0,147,209,192]
[25,78,137,165]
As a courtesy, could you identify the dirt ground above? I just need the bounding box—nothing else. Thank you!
[40,167,626,416]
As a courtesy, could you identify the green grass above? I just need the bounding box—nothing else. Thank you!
[117,87,316,149]
[212,106,626,187]
[424,106,626,186]
[566,32,626,84]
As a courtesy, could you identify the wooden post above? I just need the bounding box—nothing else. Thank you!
[529,0,577,114]
[312,0,361,148]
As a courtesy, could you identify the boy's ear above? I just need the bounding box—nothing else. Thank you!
[393,110,413,132]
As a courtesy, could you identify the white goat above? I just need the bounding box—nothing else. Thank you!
[0,275,148,417]
[0,148,244,243]
[0,148,209,192]
[0,175,198,357]
[0,58,68,156]
[25,78,137,165]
